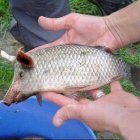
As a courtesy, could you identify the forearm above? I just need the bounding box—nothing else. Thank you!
[104,0,140,49]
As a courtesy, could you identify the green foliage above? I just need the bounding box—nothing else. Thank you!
[116,44,140,67]
[0,0,11,33]
[121,79,140,96]
[102,84,110,94]
[0,59,14,90]
[69,0,102,15]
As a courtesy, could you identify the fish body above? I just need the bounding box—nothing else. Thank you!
[3,44,131,105]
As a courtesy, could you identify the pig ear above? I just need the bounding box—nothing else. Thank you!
[16,51,34,68]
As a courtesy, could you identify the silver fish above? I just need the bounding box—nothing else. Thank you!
[3,44,138,105]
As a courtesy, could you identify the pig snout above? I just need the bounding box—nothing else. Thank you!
[3,90,30,106]
[3,88,20,106]
[3,82,25,106]
[3,88,32,106]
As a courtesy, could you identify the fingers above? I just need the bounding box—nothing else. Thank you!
[42,92,78,106]
[79,98,91,104]
[88,89,105,100]
[110,81,122,92]
[53,104,82,127]
[38,13,76,31]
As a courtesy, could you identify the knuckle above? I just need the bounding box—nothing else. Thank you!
[66,13,78,27]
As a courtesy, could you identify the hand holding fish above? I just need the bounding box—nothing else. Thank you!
[36,1,140,53]
[37,13,119,52]
[2,0,140,105]
[43,81,140,140]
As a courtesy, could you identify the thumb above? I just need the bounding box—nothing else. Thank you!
[53,104,82,127]
[38,15,71,31]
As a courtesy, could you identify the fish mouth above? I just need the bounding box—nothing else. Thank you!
[3,89,30,106]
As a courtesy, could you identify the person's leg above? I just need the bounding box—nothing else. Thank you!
[89,0,133,15]
[9,0,70,51]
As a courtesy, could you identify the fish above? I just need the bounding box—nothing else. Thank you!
[2,44,140,105]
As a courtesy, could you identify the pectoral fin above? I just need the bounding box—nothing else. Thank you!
[36,94,42,105]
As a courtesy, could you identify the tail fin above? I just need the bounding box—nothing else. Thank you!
[131,66,140,91]
[0,49,16,62]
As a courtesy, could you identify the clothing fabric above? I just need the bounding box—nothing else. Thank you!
[9,0,70,51]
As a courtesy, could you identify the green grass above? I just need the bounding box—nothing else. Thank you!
[70,0,102,15]
[0,58,13,90]
[0,0,12,90]
[0,0,11,34]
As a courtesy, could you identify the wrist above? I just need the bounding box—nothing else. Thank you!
[104,15,123,51]
[104,1,140,50]
[95,16,121,52]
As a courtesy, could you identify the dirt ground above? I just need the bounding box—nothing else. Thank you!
[0,32,23,55]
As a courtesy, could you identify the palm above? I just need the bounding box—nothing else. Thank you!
[38,13,119,52]
[61,15,106,45]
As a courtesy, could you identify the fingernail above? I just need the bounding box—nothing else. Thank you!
[38,16,45,21]
[39,16,45,19]
[55,118,63,127]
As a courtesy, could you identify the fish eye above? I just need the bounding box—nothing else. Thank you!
[19,71,24,78]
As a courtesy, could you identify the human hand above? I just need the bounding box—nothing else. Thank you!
[36,13,121,52]
[42,81,140,138]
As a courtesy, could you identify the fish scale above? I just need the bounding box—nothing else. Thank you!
[25,44,130,92]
